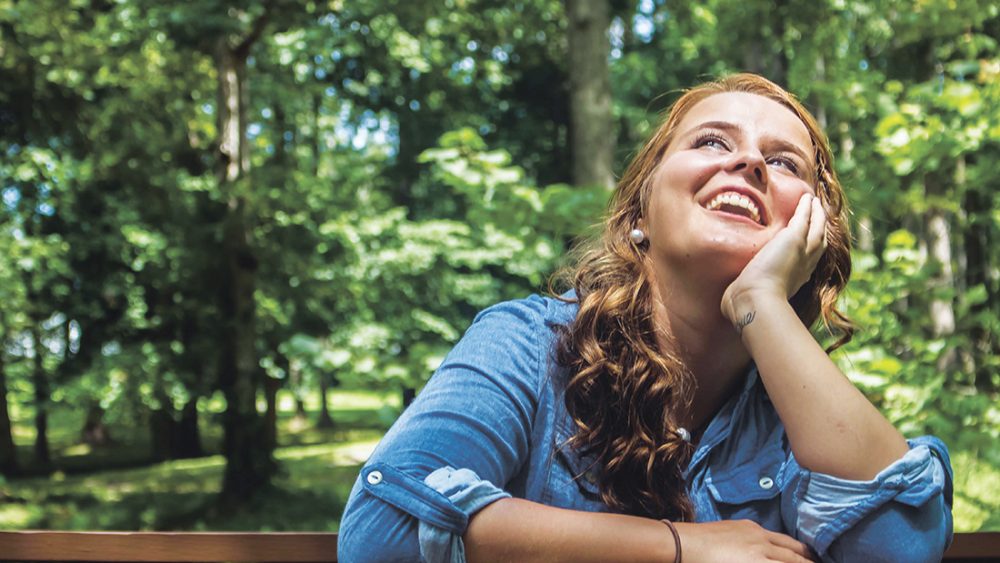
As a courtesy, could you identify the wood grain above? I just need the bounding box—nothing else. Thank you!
[0,530,996,561]
[0,531,339,562]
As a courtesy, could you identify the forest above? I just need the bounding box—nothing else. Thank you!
[0,0,997,532]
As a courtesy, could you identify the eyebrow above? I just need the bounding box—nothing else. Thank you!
[685,120,814,168]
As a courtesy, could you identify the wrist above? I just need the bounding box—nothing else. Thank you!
[722,286,786,327]
[659,519,682,563]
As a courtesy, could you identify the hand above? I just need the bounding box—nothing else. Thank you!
[675,519,816,563]
[721,194,827,326]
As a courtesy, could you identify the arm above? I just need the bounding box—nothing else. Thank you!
[466,498,814,563]
[723,194,952,561]
[465,498,675,563]
[722,194,907,480]
[733,292,907,478]
[338,298,546,562]
[338,298,814,562]
[780,436,953,562]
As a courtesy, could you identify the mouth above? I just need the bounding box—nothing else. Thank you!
[701,189,767,226]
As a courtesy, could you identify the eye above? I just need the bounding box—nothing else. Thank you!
[693,132,730,151]
[767,155,799,174]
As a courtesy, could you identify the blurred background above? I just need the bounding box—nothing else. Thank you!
[0,0,997,533]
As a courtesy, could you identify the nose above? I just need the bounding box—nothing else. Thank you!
[729,149,768,189]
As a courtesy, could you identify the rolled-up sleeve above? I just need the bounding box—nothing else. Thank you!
[418,467,512,562]
[337,298,545,562]
[782,436,953,562]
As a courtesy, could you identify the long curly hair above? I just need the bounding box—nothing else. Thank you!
[552,73,856,521]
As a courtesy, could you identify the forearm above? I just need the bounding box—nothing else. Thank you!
[464,498,675,563]
[734,291,908,480]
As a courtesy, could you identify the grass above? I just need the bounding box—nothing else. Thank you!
[1,388,998,532]
[0,388,395,531]
[0,437,380,531]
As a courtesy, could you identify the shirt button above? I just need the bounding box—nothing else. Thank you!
[758,476,774,490]
[366,470,384,485]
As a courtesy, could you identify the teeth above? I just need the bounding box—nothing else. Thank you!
[706,191,762,224]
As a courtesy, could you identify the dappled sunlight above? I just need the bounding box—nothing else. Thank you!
[952,451,1000,532]
[0,0,997,545]
[62,443,93,457]
[0,504,41,529]
[0,390,390,531]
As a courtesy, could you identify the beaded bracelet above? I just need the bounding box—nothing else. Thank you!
[660,519,682,563]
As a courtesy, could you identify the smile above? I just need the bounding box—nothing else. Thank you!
[704,191,764,225]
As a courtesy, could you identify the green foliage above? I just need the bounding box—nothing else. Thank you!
[0,389,392,531]
[281,127,606,393]
[1,0,998,531]
[839,234,999,452]
[2,396,997,532]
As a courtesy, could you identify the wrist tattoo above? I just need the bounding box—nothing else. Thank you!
[735,311,756,334]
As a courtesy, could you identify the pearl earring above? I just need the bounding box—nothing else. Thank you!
[629,228,646,244]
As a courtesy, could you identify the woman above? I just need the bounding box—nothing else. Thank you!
[338,74,953,562]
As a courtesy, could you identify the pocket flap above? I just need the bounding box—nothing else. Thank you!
[554,413,602,497]
[707,445,785,505]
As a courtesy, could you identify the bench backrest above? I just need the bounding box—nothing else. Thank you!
[0,532,338,562]
[0,530,996,561]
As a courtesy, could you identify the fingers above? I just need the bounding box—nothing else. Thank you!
[765,544,815,562]
[806,196,828,255]
[765,553,814,563]
[787,193,813,238]
[766,530,813,558]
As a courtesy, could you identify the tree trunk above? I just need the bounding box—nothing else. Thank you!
[838,125,875,254]
[175,398,204,459]
[264,374,280,450]
[149,405,174,463]
[291,364,307,420]
[739,1,788,87]
[150,369,174,462]
[316,375,334,429]
[0,351,18,476]
[923,173,957,372]
[959,155,993,388]
[565,0,614,190]
[29,325,50,468]
[767,0,789,87]
[281,354,307,423]
[216,29,275,504]
[813,56,828,130]
[80,403,112,446]
[150,398,203,461]
[312,92,322,177]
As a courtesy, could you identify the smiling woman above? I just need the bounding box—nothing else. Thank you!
[337,74,953,563]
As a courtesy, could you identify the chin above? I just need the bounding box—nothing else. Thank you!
[697,238,759,281]
[657,239,754,289]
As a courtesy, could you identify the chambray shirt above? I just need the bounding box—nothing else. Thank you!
[338,295,953,562]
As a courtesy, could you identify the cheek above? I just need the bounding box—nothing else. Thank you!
[772,182,815,226]
[656,151,720,194]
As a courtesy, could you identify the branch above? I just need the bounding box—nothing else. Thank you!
[234,0,276,58]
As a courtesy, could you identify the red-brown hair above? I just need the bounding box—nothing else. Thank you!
[553,73,855,521]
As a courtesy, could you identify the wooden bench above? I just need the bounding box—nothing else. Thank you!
[0,530,996,561]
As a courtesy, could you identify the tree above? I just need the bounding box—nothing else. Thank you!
[565,0,615,190]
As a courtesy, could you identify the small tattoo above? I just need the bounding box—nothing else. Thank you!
[736,311,756,334]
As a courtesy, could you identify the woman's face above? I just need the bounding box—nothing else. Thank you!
[644,92,818,282]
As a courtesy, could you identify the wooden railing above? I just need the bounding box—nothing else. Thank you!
[0,530,996,561]
[0,532,338,562]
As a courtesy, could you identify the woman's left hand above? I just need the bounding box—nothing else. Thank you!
[721,193,827,326]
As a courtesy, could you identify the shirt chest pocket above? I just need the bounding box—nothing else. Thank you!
[706,443,786,525]
[544,416,609,513]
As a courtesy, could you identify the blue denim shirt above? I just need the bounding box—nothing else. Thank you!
[338,295,953,562]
